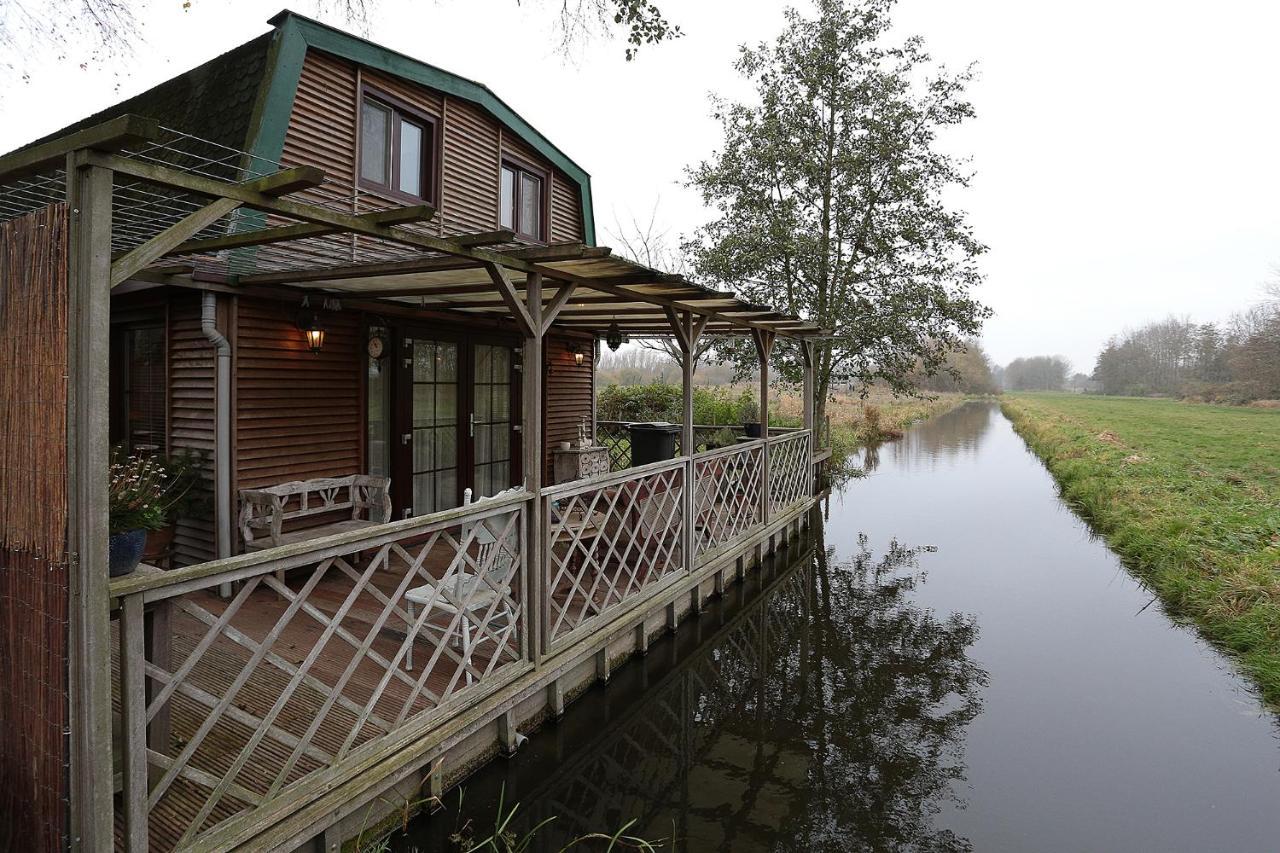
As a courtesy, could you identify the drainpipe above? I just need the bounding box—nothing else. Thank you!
[201,291,233,598]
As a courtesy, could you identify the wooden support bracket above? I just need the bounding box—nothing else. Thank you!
[540,281,578,333]
[484,262,534,337]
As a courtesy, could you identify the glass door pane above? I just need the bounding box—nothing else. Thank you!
[408,338,459,515]
[472,343,513,498]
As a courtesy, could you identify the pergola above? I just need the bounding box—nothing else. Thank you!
[0,115,828,850]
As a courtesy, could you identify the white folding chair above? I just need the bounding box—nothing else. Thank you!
[403,486,522,676]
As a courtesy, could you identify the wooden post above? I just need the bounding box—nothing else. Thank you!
[753,329,775,526]
[522,272,544,663]
[665,308,704,576]
[119,596,149,851]
[801,340,815,435]
[801,339,816,497]
[65,150,115,852]
[486,262,546,663]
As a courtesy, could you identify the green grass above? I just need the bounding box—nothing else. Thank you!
[1002,393,1280,706]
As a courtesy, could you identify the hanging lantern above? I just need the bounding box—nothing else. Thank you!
[605,320,625,352]
[296,297,325,354]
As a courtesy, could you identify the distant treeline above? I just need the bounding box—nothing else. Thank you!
[907,339,1000,395]
[1093,299,1280,402]
[1003,355,1072,391]
[598,337,1001,396]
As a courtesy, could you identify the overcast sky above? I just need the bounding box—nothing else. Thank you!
[4,0,1278,373]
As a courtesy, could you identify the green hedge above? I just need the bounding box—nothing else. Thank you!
[596,383,757,425]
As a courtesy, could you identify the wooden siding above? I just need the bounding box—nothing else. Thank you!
[168,294,218,566]
[282,48,585,242]
[543,334,595,480]
[441,96,500,235]
[232,297,363,494]
[280,49,357,206]
[550,172,582,245]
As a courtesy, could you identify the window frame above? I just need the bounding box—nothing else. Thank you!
[357,85,441,206]
[499,154,550,244]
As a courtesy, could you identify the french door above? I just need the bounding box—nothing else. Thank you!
[385,329,520,518]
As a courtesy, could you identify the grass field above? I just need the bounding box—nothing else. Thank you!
[1002,393,1280,706]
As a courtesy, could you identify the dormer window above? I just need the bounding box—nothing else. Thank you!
[359,93,435,202]
[500,160,546,242]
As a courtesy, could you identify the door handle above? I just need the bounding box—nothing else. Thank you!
[401,432,411,446]
[469,412,475,437]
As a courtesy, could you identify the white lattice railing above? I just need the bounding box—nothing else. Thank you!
[110,493,530,852]
[542,458,688,650]
[768,430,812,514]
[693,440,764,557]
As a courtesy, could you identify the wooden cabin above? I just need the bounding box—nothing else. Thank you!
[0,11,827,852]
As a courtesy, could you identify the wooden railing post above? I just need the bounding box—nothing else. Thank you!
[752,329,776,526]
[119,594,149,851]
[801,340,815,497]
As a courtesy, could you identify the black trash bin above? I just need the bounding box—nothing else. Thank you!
[628,421,680,466]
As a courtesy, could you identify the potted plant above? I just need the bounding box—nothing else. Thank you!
[739,397,762,438]
[109,451,171,577]
[142,449,206,565]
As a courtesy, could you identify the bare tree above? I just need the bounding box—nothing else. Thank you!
[0,0,679,84]
[607,203,717,371]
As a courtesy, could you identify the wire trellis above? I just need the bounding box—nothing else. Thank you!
[0,125,528,282]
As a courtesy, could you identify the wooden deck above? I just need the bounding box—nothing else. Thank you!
[104,436,814,851]
[108,531,666,852]
[110,538,526,851]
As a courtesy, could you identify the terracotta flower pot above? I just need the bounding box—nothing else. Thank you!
[143,524,175,564]
[108,529,148,577]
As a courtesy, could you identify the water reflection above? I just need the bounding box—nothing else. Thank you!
[852,403,994,475]
[398,525,986,852]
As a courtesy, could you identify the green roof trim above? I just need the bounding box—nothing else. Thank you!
[260,10,596,245]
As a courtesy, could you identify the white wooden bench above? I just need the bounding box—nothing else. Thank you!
[238,475,392,552]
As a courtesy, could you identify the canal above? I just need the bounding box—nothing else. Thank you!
[394,401,1280,852]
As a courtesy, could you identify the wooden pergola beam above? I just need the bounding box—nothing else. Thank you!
[89,152,822,338]
[89,151,546,273]
[0,114,161,183]
[238,242,609,285]
[168,203,435,256]
[109,166,327,288]
[455,228,515,246]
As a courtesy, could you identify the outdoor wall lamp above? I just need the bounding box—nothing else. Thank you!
[569,343,584,366]
[296,296,326,354]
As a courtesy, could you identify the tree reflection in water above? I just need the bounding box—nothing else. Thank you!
[402,524,986,853]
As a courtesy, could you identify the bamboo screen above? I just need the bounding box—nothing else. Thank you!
[0,203,70,852]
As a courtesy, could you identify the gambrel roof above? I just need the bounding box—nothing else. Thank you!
[19,10,597,243]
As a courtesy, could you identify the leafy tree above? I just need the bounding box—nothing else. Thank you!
[685,0,990,426]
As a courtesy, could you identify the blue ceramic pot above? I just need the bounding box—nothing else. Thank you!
[108,528,148,577]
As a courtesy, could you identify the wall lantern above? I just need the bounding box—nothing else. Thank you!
[296,296,326,354]
[605,320,625,352]
[569,343,584,366]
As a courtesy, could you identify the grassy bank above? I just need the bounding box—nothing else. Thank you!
[1001,393,1280,706]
